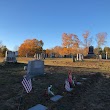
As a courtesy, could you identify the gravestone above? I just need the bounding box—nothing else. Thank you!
[4,51,17,63]
[87,46,95,58]
[27,59,44,78]
[106,52,108,59]
[28,104,47,110]
[50,95,63,102]
[76,53,83,61]
[88,46,94,54]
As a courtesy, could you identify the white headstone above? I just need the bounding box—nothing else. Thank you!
[106,52,108,60]
[77,53,79,61]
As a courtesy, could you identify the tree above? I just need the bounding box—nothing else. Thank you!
[82,31,92,55]
[96,32,107,48]
[18,39,44,57]
[62,33,80,55]
[0,45,8,57]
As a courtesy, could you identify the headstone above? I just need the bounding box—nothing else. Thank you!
[106,52,108,59]
[76,82,82,85]
[50,95,63,102]
[4,51,17,63]
[37,54,39,59]
[28,104,47,110]
[79,53,82,61]
[88,46,94,54]
[99,55,102,59]
[77,53,79,61]
[39,54,41,60]
[82,78,87,80]
[27,60,44,78]
[87,46,95,58]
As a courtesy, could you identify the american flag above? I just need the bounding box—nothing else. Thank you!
[65,80,70,91]
[22,75,32,93]
[68,71,73,83]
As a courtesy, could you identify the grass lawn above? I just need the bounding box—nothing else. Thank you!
[0,57,110,110]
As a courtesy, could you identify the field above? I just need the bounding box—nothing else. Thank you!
[1,57,110,110]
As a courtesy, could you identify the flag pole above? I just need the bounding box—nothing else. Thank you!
[18,87,24,110]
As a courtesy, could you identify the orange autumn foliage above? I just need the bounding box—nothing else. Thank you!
[18,39,43,57]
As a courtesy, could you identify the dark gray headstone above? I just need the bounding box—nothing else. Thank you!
[28,104,47,110]
[88,46,94,54]
[27,60,44,78]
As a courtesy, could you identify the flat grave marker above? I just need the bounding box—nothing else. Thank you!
[50,95,63,102]
[28,104,47,110]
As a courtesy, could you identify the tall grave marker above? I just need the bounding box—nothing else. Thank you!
[4,51,17,63]
[87,46,95,58]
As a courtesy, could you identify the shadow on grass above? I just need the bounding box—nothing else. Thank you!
[1,64,110,110]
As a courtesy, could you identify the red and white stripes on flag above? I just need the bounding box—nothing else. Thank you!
[68,71,73,84]
[22,76,32,93]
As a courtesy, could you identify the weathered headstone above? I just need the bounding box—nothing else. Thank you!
[50,95,63,102]
[27,60,44,78]
[4,51,17,63]
[28,104,47,110]
[76,82,82,85]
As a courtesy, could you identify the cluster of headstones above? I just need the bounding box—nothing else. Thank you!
[34,53,45,60]
[25,60,86,110]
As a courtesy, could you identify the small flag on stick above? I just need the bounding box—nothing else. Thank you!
[68,71,73,83]
[22,75,32,93]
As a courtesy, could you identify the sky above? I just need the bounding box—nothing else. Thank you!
[0,0,110,51]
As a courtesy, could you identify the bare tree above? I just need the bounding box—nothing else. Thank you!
[0,41,2,48]
[96,32,107,57]
[96,32,107,48]
[81,31,92,55]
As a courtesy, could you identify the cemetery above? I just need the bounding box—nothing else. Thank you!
[0,57,110,110]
